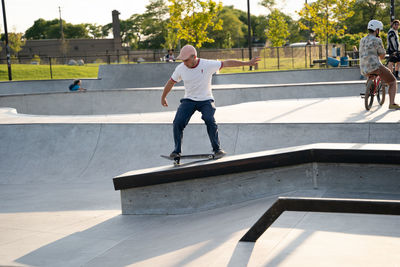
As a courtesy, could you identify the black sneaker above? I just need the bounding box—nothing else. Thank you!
[169,152,181,158]
[214,149,226,158]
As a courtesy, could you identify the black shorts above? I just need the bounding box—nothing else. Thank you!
[388,52,400,63]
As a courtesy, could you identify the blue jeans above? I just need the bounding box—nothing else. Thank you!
[173,99,221,154]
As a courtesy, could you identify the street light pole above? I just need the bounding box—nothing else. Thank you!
[1,0,12,80]
[390,0,395,22]
[247,0,253,70]
[305,0,309,41]
[59,6,64,40]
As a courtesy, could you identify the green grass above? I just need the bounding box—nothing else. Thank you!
[0,64,99,81]
[219,57,323,74]
[0,57,323,81]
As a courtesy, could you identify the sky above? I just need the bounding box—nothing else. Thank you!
[2,0,311,33]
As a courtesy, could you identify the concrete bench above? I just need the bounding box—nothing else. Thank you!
[349,59,359,67]
[310,59,326,67]
[113,143,400,215]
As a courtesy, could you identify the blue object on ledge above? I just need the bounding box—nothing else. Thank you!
[327,57,340,67]
[340,56,349,66]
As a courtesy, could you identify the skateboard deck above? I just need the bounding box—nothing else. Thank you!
[161,153,217,165]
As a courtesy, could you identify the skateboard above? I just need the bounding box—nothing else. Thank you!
[161,153,218,165]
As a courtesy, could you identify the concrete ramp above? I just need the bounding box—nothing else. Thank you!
[113,143,400,214]
[97,62,181,89]
[97,64,364,88]
[213,67,363,84]
[0,81,368,115]
[1,122,400,187]
[0,65,362,95]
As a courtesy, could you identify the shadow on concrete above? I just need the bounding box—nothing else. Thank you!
[263,99,324,123]
[344,105,393,123]
[14,198,270,266]
[15,191,400,267]
[368,109,400,122]
[227,242,255,267]
[257,227,314,267]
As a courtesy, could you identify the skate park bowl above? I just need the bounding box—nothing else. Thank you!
[0,65,368,115]
[1,64,400,266]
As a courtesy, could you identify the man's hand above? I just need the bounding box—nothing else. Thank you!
[161,79,175,107]
[249,56,261,66]
[161,97,168,107]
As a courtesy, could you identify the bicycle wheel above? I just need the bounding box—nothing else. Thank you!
[376,79,386,105]
[364,80,375,110]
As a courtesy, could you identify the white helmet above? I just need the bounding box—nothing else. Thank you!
[367,20,383,31]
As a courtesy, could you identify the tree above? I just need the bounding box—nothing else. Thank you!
[25,18,50,39]
[103,14,144,48]
[252,15,268,46]
[85,23,104,39]
[63,24,89,39]
[101,24,112,38]
[165,28,180,50]
[205,6,245,48]
[344,0,389,34]
[286,16,308,43]
[298,0,356,58]
[330,32,365,49]
[25,19,89,39]
[259,0,276,10]
[266,9,290,47]
[122,15,144,49]
[140,0,170,49]
[259,0,289,47]
[232,7,268,47]
[8,33,26,54]
[168,0,223,48]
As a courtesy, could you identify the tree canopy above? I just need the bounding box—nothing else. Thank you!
[168,0,223,48]
[25,18,89,39]
[266,9,290,47]
[298,0,356,44]
[20,0,396,49]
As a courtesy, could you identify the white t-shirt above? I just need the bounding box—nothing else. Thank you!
[170,59,223,101]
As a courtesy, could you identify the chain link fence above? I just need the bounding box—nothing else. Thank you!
[1,44,357,80]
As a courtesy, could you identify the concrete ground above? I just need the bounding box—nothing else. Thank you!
[1,96,399,123]
[0,72,400,266]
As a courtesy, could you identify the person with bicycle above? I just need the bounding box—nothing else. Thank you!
[360,20,400,110]
[387,19,400,79]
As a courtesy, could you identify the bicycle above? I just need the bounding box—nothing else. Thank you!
[361,73,386,110]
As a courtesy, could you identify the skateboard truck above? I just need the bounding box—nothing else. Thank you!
[161,153,217,166]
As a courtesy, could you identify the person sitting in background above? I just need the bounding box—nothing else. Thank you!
[165,49,175,62]
[69,79,86,91]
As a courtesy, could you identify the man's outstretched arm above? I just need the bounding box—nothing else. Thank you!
[222,57,261,68]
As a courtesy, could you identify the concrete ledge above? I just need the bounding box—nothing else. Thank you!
[213,67,362,84]
[0,78,101,95]
[0,81,366,115]
[0,66,362,96]
[113,144,400,215]
[240,197,400,242]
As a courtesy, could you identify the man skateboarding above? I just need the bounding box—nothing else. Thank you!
[161,44,260,159]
